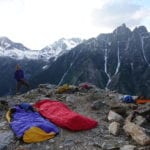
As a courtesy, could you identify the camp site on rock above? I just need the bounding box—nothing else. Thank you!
[0,83,150,150]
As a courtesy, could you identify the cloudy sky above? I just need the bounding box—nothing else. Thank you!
[0,0,150,49]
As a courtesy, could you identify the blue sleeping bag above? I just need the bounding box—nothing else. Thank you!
[9,103,59,138]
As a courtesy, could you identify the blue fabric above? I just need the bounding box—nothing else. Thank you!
[14,69,24,81]
[122,95,134,103]
[10,106,59,138]
[19,102,33,111]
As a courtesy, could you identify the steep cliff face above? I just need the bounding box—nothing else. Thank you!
[108,25,150,96]
[31,24,150,97]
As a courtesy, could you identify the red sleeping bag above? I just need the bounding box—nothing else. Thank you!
[34,99,98,131]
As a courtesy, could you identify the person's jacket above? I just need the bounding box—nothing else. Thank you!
[14,69,24,81]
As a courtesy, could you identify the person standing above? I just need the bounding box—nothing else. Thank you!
[14,64,30,94]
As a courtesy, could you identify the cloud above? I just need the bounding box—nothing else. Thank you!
[92,0,150,30]
[0,0,149,49]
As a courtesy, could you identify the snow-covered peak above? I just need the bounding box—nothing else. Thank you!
[0,37,38,59]
[0,37,82,60]
[0,37,12,49]
[0,36,30,51]
[52,38,82,50]
[39,38,82,60]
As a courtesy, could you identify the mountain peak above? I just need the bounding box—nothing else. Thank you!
[133,26,148,36]
[0,36,11,40]
[40,38,82,60]
[0,36,30,51]
[113,24,131,35]
[52,38,82,49]
[0,36,12,45]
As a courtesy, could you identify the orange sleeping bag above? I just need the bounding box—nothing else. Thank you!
[136,99,150,104]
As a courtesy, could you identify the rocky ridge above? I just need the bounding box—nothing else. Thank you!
[0,84,150,150]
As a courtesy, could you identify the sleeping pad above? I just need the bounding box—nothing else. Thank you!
[6,103,59,143]
[34,99,98,131]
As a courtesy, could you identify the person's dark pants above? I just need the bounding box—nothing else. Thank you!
[16,79,30,93]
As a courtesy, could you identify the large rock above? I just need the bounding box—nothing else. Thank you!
[108,121,120,136]
[108,110,124,123]
[123,121,150,145]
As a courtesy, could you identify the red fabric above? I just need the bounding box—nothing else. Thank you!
[81,84,90,89]
[34,99,98,131]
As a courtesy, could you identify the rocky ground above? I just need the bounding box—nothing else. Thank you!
[0,84,150,150]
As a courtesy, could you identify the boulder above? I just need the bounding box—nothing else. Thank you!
[108,110,124,123]
[108,121,120,136]
[123,121,150,145]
